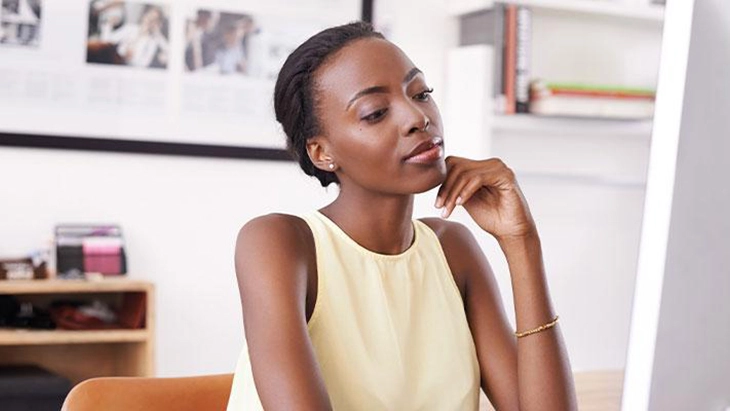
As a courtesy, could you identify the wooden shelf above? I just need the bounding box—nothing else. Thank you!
[0,278,152,294]
[0,329,149,345]
[491,115,654,136]
[0,278,154,383]
[450,0,665,23]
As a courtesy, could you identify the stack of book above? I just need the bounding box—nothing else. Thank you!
[529,80,656,119]
[489,4,656,119]
[55,225,127,278]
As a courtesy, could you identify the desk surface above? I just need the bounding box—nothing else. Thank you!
[479,370,624,411]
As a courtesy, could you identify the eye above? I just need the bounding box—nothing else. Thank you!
[414,87,434,102]
[362,108,388,123]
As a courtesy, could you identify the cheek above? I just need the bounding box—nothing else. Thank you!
[348,127,396,158]
[336,128,402,176]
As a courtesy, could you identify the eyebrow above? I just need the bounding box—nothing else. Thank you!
[345,67,423,110]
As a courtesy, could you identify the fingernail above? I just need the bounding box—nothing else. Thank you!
[456,196,463,205]
[435,197,443,208]
[441,208,449,218]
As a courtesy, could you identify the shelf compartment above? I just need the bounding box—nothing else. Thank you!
[491,115,654,136]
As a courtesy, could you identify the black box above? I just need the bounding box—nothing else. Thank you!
[0,365,71,411]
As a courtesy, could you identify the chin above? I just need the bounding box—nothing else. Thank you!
[408,165,447,194]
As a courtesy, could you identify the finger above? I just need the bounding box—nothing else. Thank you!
[445,161,516,218]
[441,169,478,218]
[445,155,466,165]
[438,165,472,214]
[455,175,487,207]
[436,159,465,208]
[436,157,461,200]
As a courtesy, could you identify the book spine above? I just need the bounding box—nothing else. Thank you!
[493,4,506,114]
[503,5,518,115]
[515,6,532,113]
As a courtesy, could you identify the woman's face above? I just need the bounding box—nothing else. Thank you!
[141,8,161,31]
[310,38,446,195]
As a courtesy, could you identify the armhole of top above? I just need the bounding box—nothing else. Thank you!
[415,219,468,304]
[298,214,327,332]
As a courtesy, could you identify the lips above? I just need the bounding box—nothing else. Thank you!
[404,137,444,163]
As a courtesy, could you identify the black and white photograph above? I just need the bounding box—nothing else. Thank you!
[86,0,169,69]
[184,10,259,76]
[0,0,42,46]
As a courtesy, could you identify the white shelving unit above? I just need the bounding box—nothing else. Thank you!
[491,115,654,137]
[515,170,646,188]
[449,0,665,23]
[447,0,662,187]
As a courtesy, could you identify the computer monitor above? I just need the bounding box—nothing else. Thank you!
[622,0,730,409]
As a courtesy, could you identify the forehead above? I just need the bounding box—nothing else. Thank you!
[314,38,418,101]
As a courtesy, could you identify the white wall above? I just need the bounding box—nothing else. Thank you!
[494,132,649,371]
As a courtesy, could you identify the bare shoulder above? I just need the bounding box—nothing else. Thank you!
[235,213,315,283]
[418,217,475,243]
[419,218,486,294]
[418,217,482,259]
[237,213,312,250]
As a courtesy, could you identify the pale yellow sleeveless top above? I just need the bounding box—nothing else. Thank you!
[226,211,480,410]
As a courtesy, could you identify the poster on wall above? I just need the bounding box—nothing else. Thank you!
[0,0,364,157]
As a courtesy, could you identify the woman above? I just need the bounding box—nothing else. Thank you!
[227,22,576,411]
[112,6,169,68]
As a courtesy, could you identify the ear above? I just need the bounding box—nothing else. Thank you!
[306,136,336,172]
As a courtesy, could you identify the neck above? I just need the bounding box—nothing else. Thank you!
[320,184,415,255]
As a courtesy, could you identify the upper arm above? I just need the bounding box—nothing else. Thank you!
[234,214,331,411]
[421,218,519,411]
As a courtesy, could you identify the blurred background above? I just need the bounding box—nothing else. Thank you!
[0,0,670,409]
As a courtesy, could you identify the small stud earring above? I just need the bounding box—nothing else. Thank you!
[328,163,335,170]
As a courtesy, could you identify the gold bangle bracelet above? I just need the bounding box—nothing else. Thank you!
[515,315,560,338]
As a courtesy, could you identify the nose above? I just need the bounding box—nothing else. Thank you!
[402,103,431,136]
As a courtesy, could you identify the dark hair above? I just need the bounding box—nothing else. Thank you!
[274,21,385,187]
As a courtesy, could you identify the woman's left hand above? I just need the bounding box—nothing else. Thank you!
[436,156,537,241]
